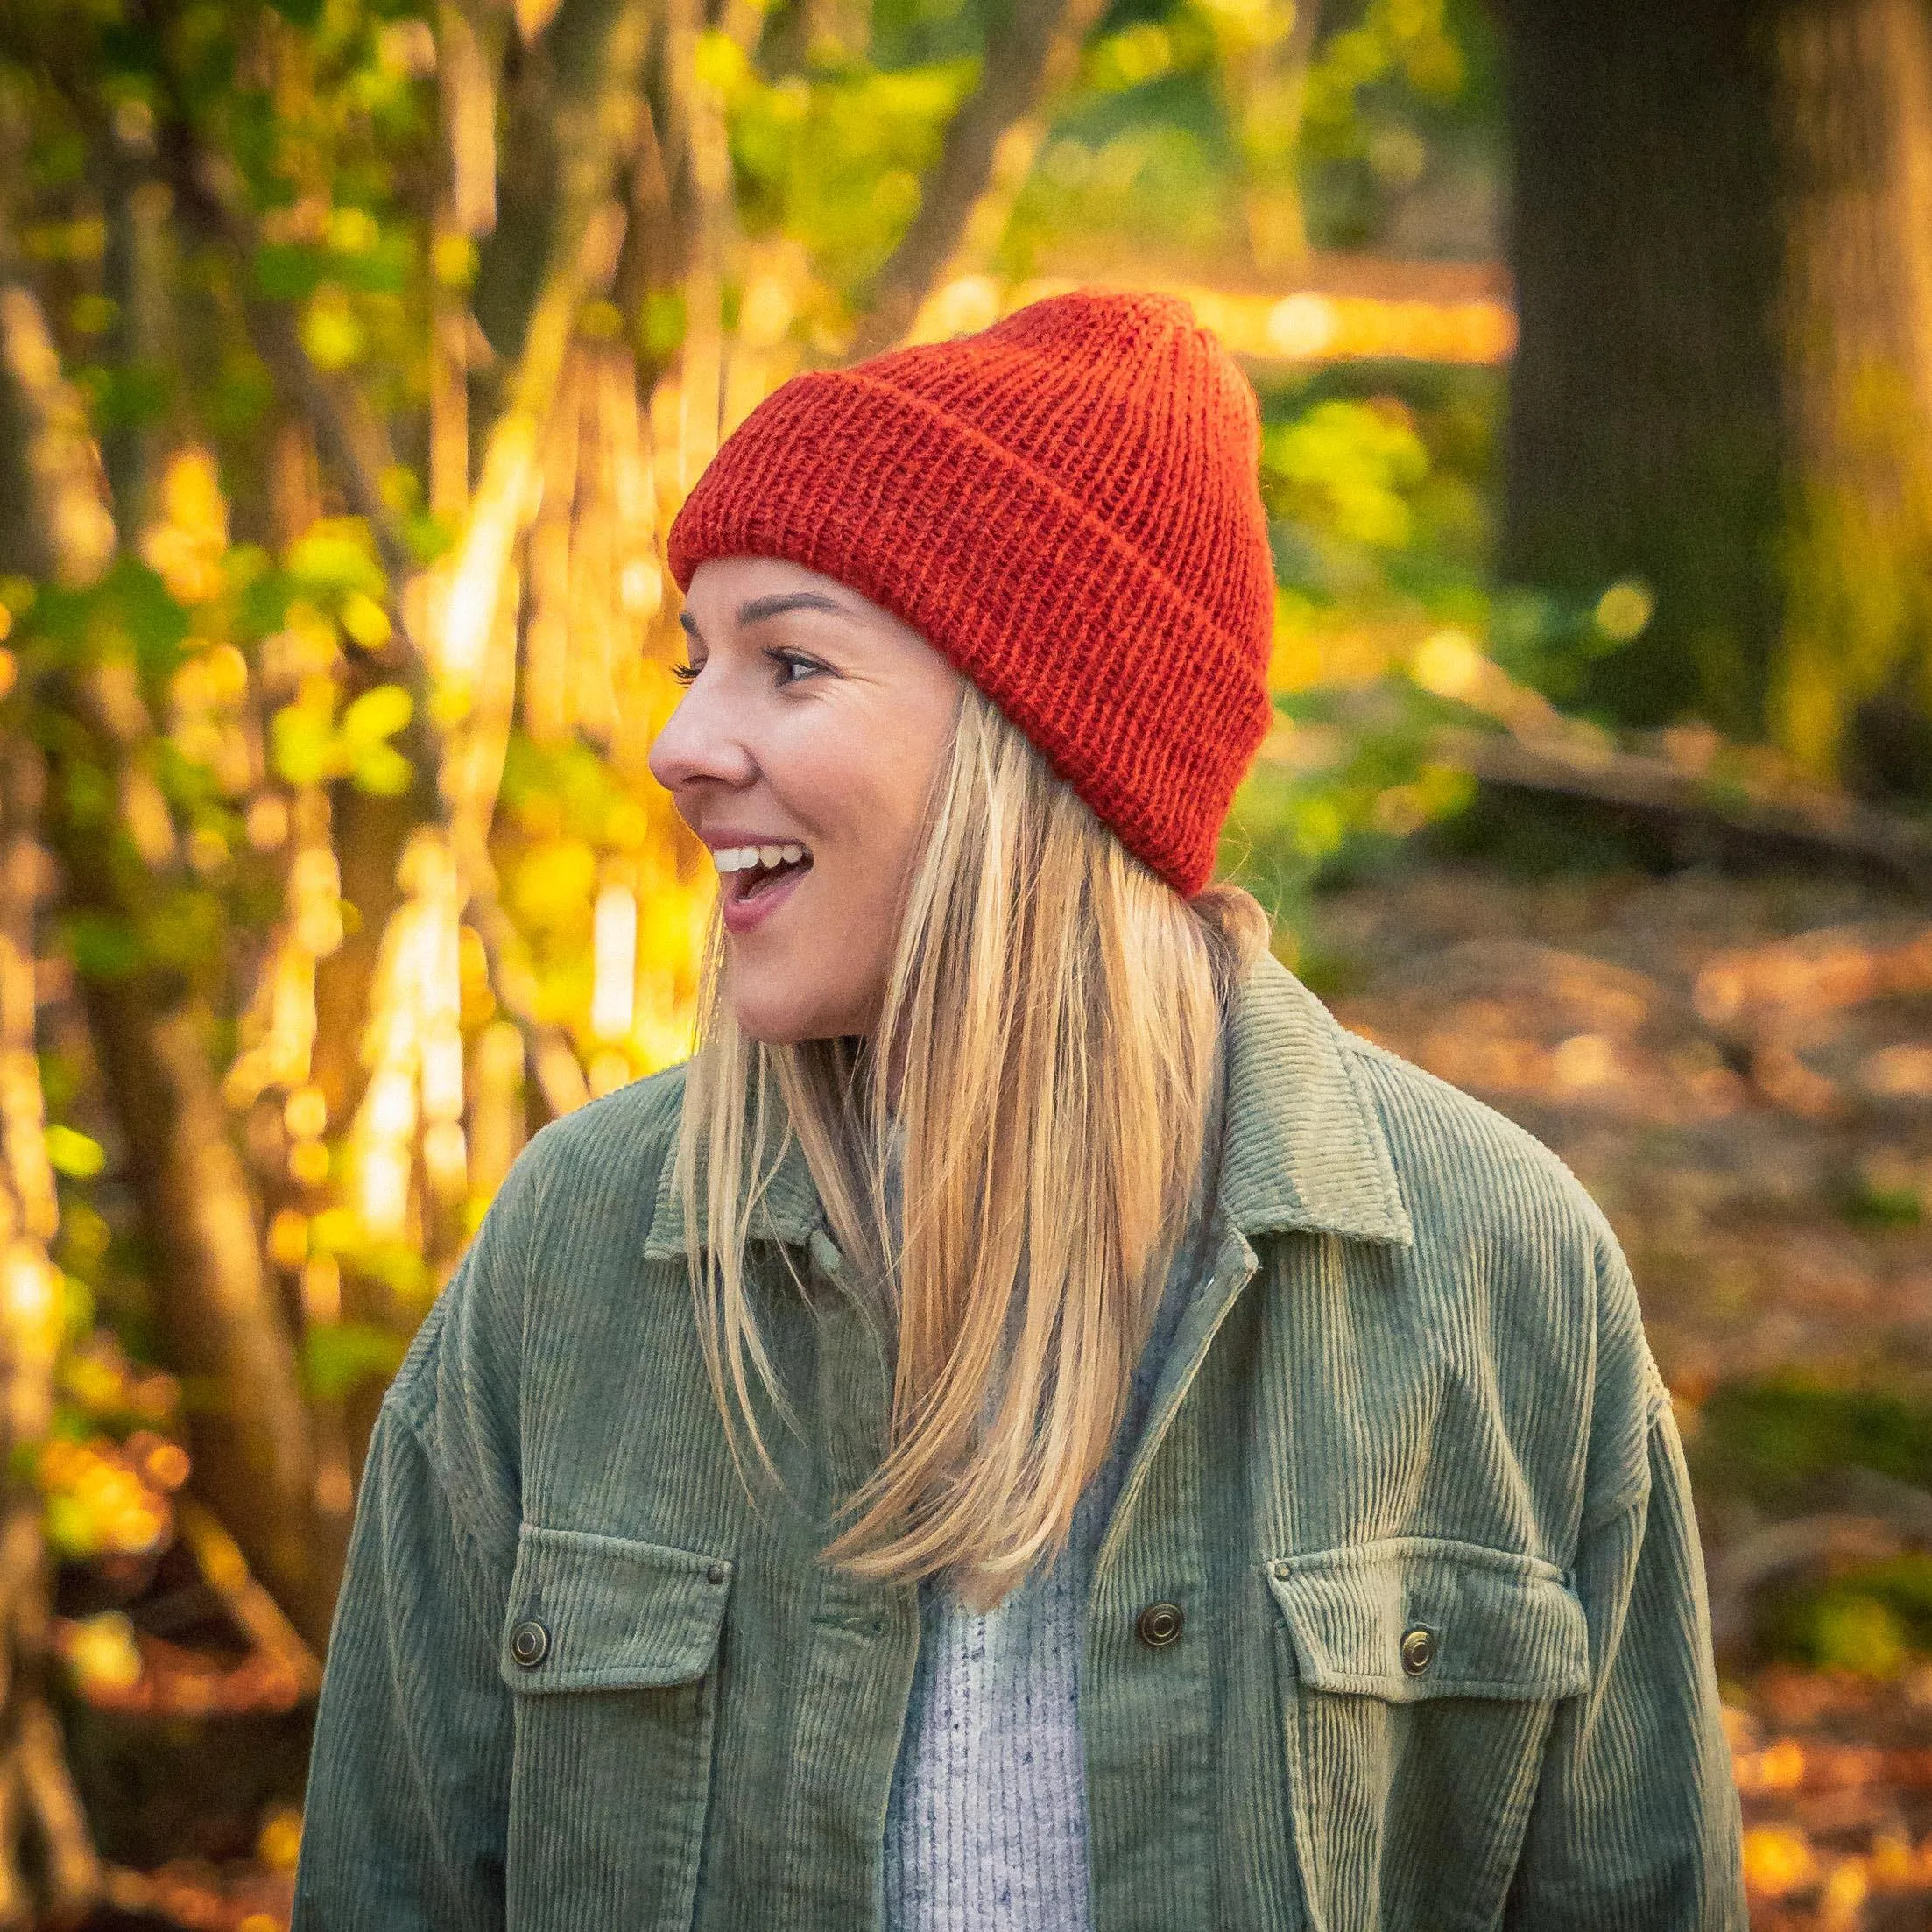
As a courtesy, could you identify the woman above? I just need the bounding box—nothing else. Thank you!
[293,292,1745,1930]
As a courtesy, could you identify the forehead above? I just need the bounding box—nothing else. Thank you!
[685,554,863,615]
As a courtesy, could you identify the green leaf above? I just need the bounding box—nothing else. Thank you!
[286,521,386,601]
[639,289,687,361]
[115,563,193,684]
[271,703,338,787]
[302,1322,405,1402]
[59,761,114,832]
[143,888,224,971]
[45,1493,95,1560]
[238,568,294,640]
[83,361,173,431]
[252,242,328,303]
[208,350,275,435]
[60,1271,95,1345]
[334,233,413,296]
[1273,688,1346,724]
[62,913,143,980]
[340,682,412,746]
[25,561,187,683]
[44,1125,105,1179]
[350,741,413,796]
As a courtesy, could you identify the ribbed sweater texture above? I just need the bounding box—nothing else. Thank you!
[880,1048,1228,1931]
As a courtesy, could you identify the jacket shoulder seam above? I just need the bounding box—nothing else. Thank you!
[386,1354,516,1594]
[378,1261,518,1585]
[1576,1386,1674,1544]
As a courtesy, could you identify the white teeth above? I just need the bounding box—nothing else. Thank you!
[712,843,809,874]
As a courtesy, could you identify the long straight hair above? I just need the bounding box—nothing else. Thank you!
[674,683,1268,1606]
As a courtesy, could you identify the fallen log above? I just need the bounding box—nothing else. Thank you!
[1442,729,1932,887]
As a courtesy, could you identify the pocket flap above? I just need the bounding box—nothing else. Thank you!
[501,1525,731,1694]
[1266,1535,1588,1702]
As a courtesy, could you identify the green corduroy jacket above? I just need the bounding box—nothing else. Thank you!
[292,949,1746,1931]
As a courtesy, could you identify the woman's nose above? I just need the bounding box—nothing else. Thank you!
[646,678,758,797]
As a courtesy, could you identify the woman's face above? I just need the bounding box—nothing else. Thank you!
[649,555,964,1043]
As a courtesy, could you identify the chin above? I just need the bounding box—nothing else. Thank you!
[727,987,869,1047]
[730,1009,807,1047]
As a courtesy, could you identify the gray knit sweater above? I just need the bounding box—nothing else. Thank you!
[879,1048,1229,1931]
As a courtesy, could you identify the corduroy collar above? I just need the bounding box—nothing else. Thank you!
[641,947,1414,1262]
[1215,948,1414,1245]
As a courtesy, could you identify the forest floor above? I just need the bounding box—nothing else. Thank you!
[1311,842,1932,1930]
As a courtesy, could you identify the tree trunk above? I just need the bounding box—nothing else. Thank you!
[472,0,656,363]
[0,271,335,1652]
[1772,0,1932,791]
[0,276,107,1928]
[1498,0,1932,789]
[72,977,334,1648]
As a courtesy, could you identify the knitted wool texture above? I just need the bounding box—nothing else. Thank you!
[666,289,1276,899]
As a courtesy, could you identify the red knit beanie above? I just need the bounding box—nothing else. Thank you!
[666,289,1276,899]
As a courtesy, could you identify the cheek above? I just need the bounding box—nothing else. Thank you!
[778,713,943,878]
[792,793,921,971]
[843,765,932,878]
[780,740,937,978]
[725,691,955,1040]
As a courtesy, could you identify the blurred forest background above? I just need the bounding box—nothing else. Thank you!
[2,0,1932,1922]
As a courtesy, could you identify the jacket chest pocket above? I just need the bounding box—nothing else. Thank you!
[1267,1536,1588,1932]
[500,1525,731,1932]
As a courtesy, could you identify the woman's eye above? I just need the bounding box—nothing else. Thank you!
[669,651,821,687]
[769,650,821,685]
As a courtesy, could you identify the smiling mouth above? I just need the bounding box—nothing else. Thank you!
[715,843,814,906]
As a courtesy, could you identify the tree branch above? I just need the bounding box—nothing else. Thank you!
[174,1499,324,1696]
[847,0,1112,358]
[0,283,116,587]
[159,136,417,589]
[1708,1512,1903,1653]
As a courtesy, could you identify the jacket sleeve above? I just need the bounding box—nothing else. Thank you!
[1505,1243,1746,1930]
[292,1148,541,1931]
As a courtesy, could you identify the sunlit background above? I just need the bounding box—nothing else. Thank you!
[2,0,1932,1921]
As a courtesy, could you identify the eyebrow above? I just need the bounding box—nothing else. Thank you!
[678,590,853,640]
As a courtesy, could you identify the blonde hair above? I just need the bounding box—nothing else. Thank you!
[674,683,1268,1605]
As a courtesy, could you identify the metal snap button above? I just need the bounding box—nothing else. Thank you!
[1400,1625,1435,1675]
[1137,1602,1185,1648]
[706,1562,727,1585]
[510,1618,551,1668]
